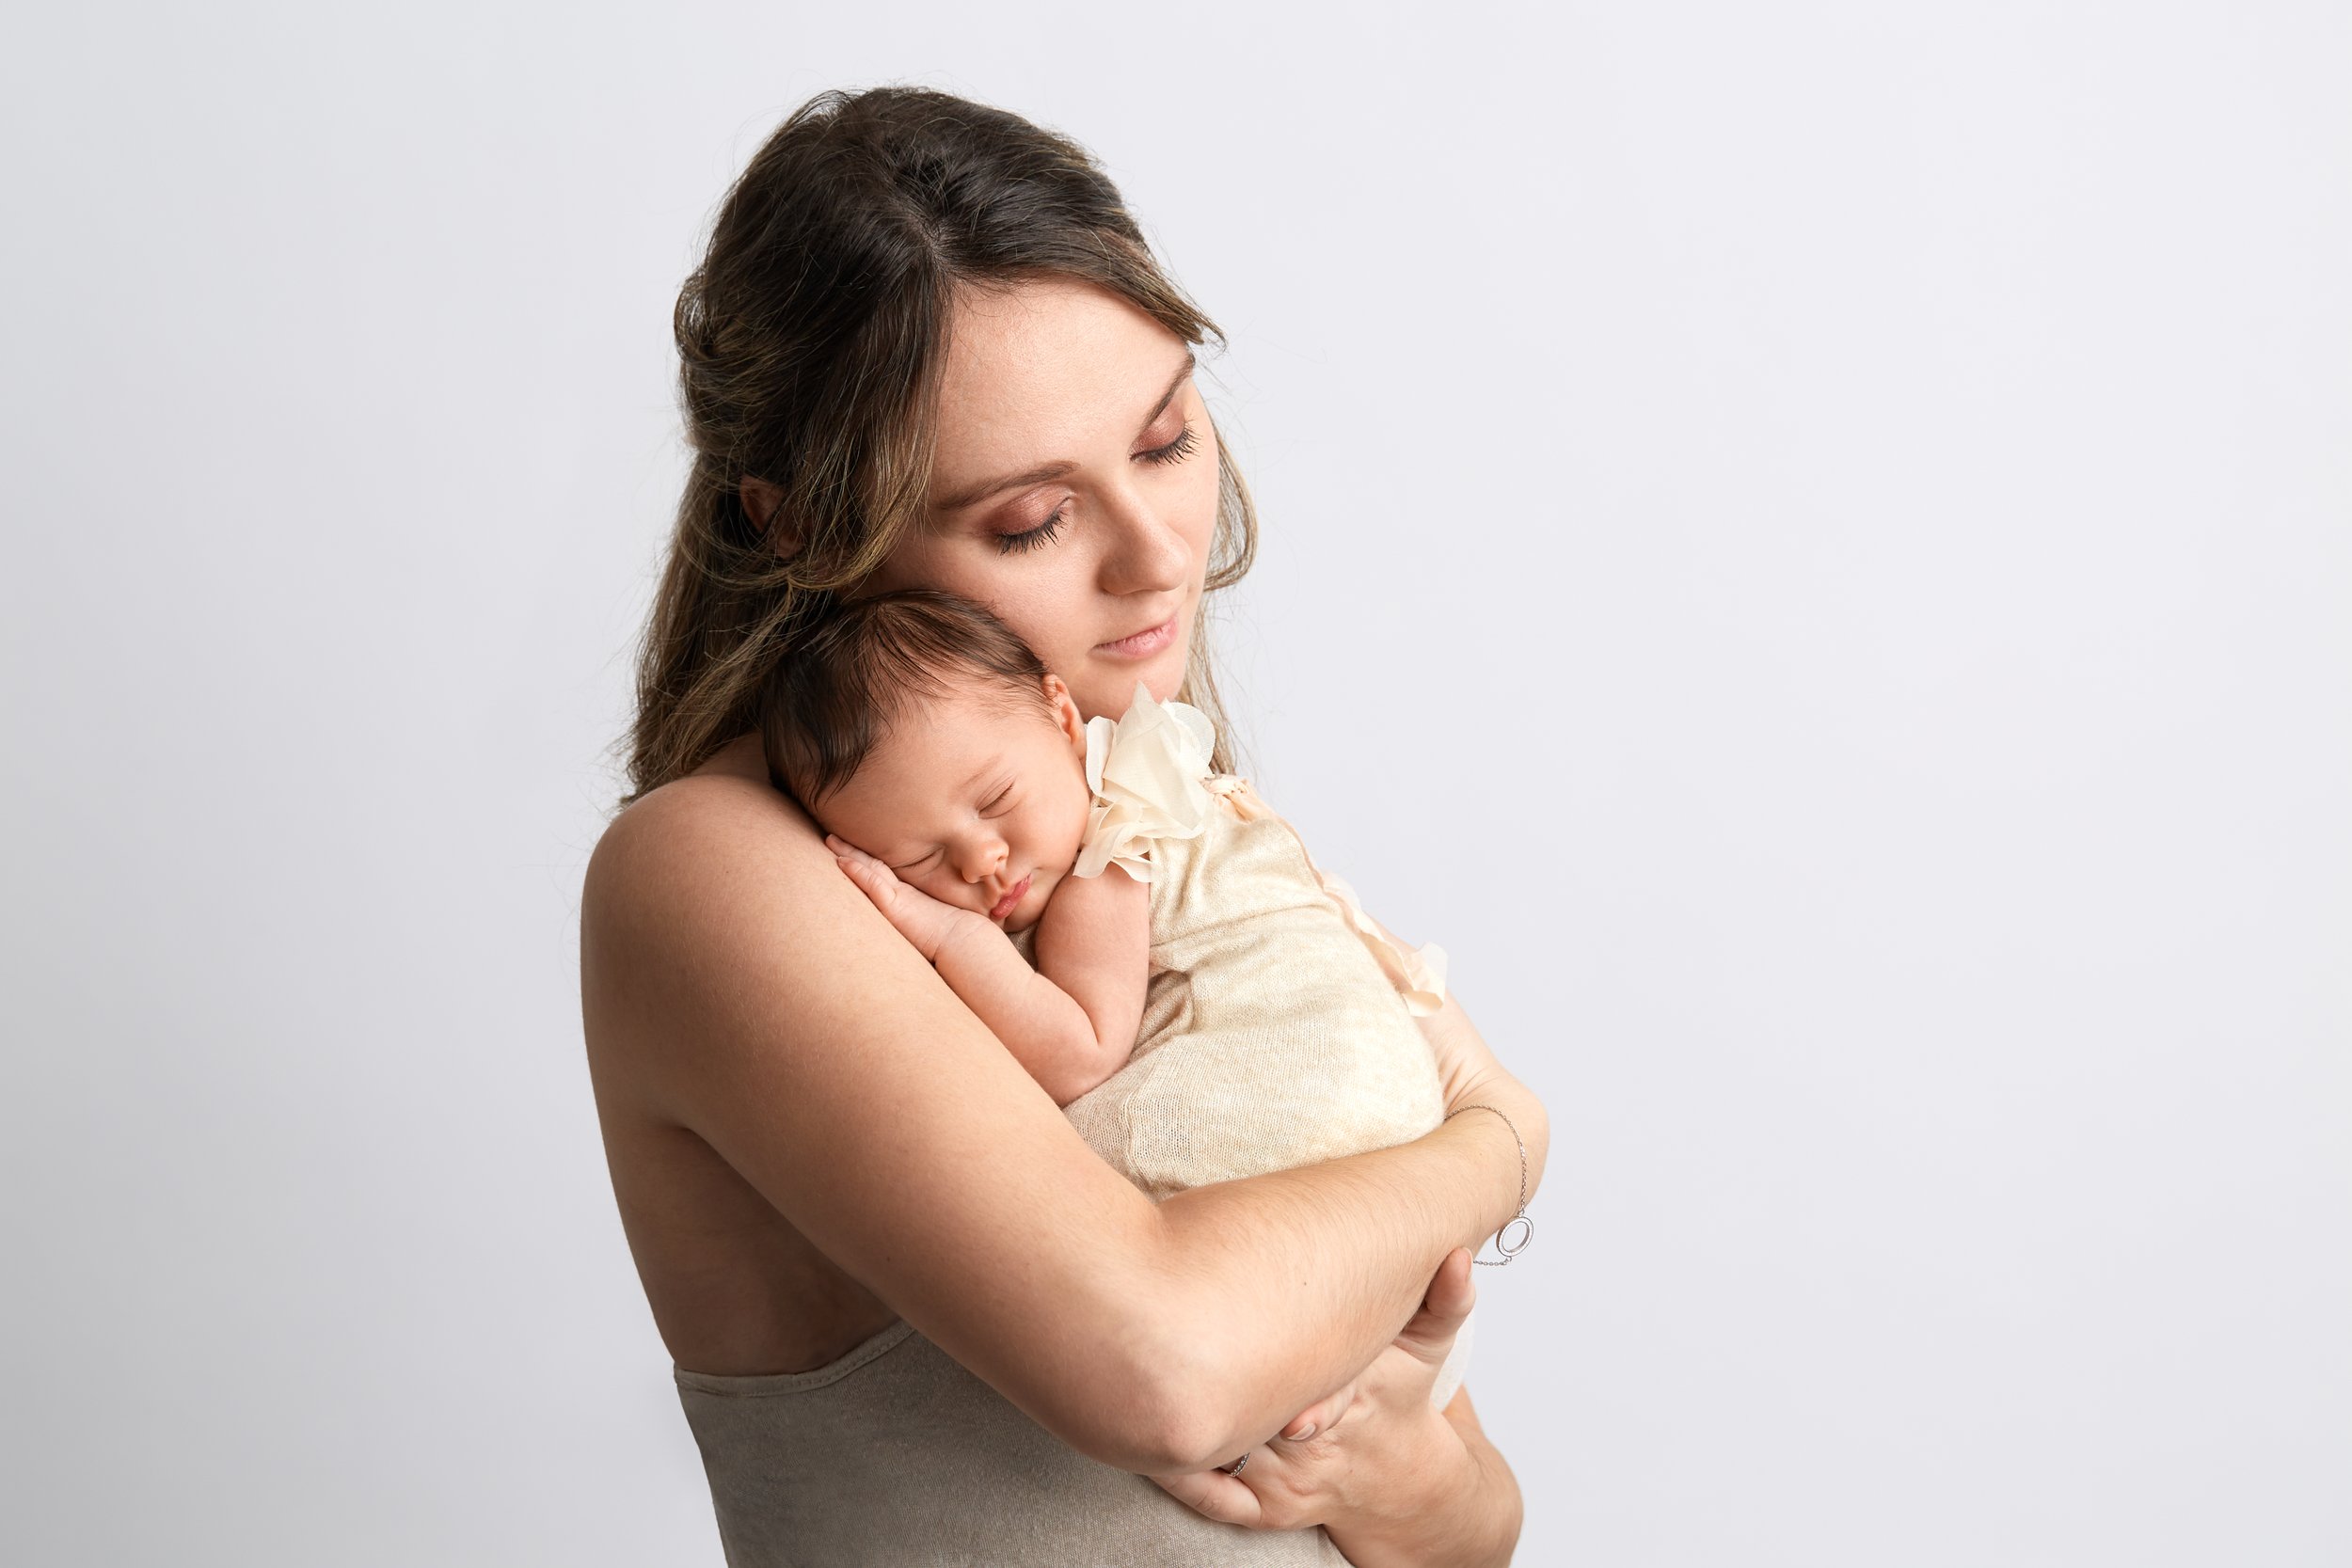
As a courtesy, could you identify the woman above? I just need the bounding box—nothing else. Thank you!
[581,86,1549,1565]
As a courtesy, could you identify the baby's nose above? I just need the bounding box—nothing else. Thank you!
[956,838,1007,882]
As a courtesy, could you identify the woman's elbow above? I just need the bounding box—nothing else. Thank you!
[1025,1317,1240,1475]
[1134,1368,1252,1476]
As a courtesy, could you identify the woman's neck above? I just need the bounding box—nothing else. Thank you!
[695,731,769,784]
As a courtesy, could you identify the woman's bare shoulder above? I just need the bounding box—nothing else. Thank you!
[587,744,825,920]
[580,740,866,1069]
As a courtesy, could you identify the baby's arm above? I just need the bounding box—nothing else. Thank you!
[1027,861,1149,1077]
[825,835,1148,1106]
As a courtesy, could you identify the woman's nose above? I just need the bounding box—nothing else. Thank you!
[1095,483,1196,597]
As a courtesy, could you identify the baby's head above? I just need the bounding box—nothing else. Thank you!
[760,590,1093,934]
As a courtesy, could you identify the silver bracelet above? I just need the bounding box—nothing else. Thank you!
[1445,1104,1534,1266]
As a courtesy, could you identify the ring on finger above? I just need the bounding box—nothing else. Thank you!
[1217,1450,1250,1476]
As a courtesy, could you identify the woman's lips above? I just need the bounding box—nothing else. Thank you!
[989,873,1033,922]
[1095,614,1177,660]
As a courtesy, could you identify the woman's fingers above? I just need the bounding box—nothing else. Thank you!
[1153,1444,1319,1534]
[1393,1247,1477,1369]
[1148,1466,1263,1527]
[1278,1380,1359,1442]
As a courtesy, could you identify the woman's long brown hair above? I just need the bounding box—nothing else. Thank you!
[621,87,1258,807]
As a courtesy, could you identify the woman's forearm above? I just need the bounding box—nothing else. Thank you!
[1143,1088,1546,1468]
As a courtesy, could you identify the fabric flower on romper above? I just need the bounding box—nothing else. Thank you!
[1074,681,1218,882]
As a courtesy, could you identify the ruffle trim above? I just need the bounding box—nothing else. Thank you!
[1074,682,1219,883]
[1310,863,1450,1019]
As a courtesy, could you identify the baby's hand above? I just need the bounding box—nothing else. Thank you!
[825,834,986,963]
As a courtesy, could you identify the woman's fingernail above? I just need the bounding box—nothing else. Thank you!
[1285,1421,1316,1441]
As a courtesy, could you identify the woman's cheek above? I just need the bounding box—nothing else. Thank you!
[1026,563,1106,678]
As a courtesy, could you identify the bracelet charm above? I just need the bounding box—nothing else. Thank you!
[1444,1103,1534,1267]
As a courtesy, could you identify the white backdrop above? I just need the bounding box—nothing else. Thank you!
[5,4,2346,1563]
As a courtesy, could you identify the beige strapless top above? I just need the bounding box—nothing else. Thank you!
[675,693,1451,1565]
[676,1318,1348,1567]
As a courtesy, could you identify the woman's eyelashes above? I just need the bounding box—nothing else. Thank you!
[995,503,1067,556]
[990,420,1200,556]
[1137,420,1200,467]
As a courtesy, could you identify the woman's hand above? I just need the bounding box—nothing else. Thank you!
[1149,1249,1521,1567]
[1416,988,1522,1117]
[1352,908,1549,1190]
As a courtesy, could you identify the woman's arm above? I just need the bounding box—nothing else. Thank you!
[580,776,1546,1475]
[1152,1248,1526,1566]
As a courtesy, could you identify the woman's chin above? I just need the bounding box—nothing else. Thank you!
[1083,639,1190,715]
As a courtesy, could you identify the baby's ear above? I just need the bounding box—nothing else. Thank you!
[1043,673,1086,752]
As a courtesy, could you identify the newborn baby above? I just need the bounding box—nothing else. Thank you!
[759,587,1471,1405]
[767,594,1163,1106]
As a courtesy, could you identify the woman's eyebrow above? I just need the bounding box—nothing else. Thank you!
[931,350,1197,514]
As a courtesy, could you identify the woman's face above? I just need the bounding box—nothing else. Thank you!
[861,277,1221,723]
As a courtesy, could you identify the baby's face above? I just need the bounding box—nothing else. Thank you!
[816,676,1092,935]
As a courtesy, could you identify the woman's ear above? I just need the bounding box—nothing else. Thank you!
[739,477,803,557]
[1044,674,1087,754]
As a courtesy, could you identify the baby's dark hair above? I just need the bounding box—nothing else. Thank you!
[759,588,1056,807]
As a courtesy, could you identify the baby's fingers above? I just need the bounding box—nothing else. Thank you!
[826,835,897,889]
[824,833,882,872]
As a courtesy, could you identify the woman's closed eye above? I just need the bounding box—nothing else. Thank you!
[991,420,1202,556]
[1136,420,1199,468]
